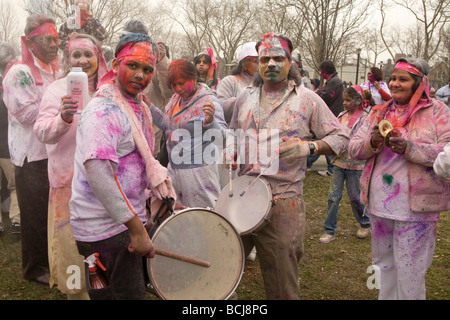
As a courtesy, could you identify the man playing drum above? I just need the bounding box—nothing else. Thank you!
[229,33,349,299]
[69,33,175,300]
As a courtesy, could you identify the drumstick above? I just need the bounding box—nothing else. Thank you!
[240,156,279,197]
[229,164,233,197]
[155,248,211,268]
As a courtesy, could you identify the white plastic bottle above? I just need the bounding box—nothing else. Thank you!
[67,67,89,114]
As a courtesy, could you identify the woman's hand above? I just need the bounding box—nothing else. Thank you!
[373,81,381,90]
[388,134,407,155]
[370,124,384,149]
[202,102,215,124]
[60,95,78,123]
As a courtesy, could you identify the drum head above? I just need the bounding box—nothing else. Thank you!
[215,175,272,235]
[147,208,244,300]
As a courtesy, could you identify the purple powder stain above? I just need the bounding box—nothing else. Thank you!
[372,220,392,239]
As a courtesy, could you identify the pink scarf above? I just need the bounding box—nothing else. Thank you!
[196,47,217,86]
[372,61,430,128]
[68,37,109,82]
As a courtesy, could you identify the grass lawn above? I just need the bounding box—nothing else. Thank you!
[0,171,448,300]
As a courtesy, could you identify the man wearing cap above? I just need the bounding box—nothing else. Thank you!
[229,33,349,299]
[216,42,258,190]
[2,14,63,284]
[217,42,259,124]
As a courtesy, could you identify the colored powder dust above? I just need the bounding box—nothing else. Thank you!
[382,174,394,185]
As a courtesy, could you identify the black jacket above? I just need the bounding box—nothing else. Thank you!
[317,72,344,117]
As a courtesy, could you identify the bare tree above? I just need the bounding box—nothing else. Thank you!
[0,0,22,50]
[439,24,450,72]
[254,0,305,46]
[274,0,371,74]
[392,0,449,61]
[162,0,212,59]
[164,0,261,64]
[23,0,151,47]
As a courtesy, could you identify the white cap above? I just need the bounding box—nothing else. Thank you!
[237,42,258,62]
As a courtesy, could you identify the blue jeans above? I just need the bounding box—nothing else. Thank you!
[323,166,370,235]
[307,154,334,173]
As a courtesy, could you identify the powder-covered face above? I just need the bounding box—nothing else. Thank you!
[26,23,60,64]
[29,35,59,64]
[113,42,156,97]
[243,57,259,76]
[258,46,290,84]
[70,48,98,77]
[195,56,210,75]
[389,69,415,105]
[343,92,359,111]
[171,75,197,100]
[113,57,154,97]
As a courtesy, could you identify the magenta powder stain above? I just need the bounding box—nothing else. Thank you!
[372,220,392,239]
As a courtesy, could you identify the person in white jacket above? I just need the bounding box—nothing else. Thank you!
[433,142,450,182]
[2,14,63,285]
[34,33,108,299]
[216,42,259,192]
[217,42,259,124]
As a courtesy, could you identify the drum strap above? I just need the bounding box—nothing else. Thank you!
[153,197,175,225]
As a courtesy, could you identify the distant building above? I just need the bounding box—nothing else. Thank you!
[429,61,449,90]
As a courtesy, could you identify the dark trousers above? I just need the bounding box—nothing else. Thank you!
[15,159,49,280]
[76,230,147,300]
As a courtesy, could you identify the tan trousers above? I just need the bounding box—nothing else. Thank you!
[242,195,306,300]
[48,187,88,299]
[0,158,20,224]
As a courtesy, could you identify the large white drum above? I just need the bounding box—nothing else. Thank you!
[147,208,244,300]
[215,175,273,235]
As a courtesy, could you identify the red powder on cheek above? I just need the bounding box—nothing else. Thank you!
[184,80,195,94]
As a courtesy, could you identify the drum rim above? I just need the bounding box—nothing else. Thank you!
[147,207,245,300]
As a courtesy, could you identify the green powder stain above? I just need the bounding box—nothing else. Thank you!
[383,174,394,185]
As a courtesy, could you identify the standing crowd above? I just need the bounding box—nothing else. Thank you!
[1,0,450,301]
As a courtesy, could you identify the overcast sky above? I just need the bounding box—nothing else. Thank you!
[12,0,415,27]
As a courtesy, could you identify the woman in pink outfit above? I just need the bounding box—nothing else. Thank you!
[34,33,108,299]
[349,58,450,300]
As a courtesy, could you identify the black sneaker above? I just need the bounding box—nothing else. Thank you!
[10,222,20,234]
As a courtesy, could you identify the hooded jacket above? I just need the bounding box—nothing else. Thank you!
[150,83,227,169]
[349,98,450,213]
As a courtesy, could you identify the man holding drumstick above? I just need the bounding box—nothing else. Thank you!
[229,33,349,299]
[70,33,175,300]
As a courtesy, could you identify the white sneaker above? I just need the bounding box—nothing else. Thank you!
[318,170,333,176]
[356,227,370,239]
[319,233,336,243]
[247,247,257,261]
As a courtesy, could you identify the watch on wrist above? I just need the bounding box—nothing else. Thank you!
[309,142,318,156]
